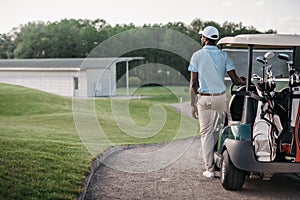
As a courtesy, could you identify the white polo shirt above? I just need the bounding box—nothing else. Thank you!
[188,45,235,93]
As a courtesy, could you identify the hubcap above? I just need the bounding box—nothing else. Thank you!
[221,159,225,182]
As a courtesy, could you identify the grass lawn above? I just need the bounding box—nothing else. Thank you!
[0,83,198,200]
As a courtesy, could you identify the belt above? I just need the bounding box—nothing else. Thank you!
[198,91,225,96]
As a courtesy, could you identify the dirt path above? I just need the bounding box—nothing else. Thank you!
[84,103,300,200]
[85,137,300,199]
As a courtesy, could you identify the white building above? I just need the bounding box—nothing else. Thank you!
[0,57,143,97]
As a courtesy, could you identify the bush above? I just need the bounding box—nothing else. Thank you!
[129,76,141,87]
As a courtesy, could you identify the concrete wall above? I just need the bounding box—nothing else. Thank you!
[77,70,87,97]
[87,64,116,97]
[0,70,78,96]
[0,66,117,98]
[0,58,142,97]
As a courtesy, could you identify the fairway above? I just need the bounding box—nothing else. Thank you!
[0,83,198,199]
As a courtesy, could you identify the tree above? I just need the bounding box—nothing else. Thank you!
[13,22,48,58]
[0,18,279,84]
[0,33,14,58]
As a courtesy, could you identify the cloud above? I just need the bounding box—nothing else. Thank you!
[222,1,232,7]
[278,16,300,34]
[255,0,265,7]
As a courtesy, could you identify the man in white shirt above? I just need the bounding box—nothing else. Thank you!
[188,26,246,178]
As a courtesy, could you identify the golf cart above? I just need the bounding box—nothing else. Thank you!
[214,34,300,190]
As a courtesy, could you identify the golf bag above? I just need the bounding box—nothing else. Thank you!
[253,100,283,162]
[281,85,300,162]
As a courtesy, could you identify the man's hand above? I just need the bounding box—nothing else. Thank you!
[228,70,246,86]
[239,76,247,85]
[191,105,198,119]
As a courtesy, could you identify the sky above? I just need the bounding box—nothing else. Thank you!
[1,0,300,34]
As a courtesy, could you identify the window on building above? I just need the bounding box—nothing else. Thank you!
[74,77,78,90]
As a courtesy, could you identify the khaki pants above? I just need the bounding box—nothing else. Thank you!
[197,93,228,172]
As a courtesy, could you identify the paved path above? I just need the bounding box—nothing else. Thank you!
[85,137,300,199]
[169,102,193,118]
[84,103,300,200]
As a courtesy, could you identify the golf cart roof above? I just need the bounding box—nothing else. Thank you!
[218,34,300,49]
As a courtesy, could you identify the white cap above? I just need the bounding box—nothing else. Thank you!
[199,26,219,40]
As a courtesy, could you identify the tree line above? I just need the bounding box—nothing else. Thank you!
[0,18,276,85]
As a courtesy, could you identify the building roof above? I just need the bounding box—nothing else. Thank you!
[218,34,300,49]
[0,57,144,71]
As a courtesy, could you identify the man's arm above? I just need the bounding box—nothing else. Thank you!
[190,71,199,119]
[227,70,246,85]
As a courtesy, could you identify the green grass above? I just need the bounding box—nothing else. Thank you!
[0,83,198,199]
[98,86,196,144]
[0,84,92,200]
[116,86,191,103]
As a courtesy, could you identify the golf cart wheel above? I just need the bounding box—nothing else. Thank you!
[221,150,245,190]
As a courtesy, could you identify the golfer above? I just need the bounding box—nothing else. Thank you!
[188,26,246,178]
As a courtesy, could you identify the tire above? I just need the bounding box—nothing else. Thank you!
[221,150,245,190]
[215,163,220,172]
